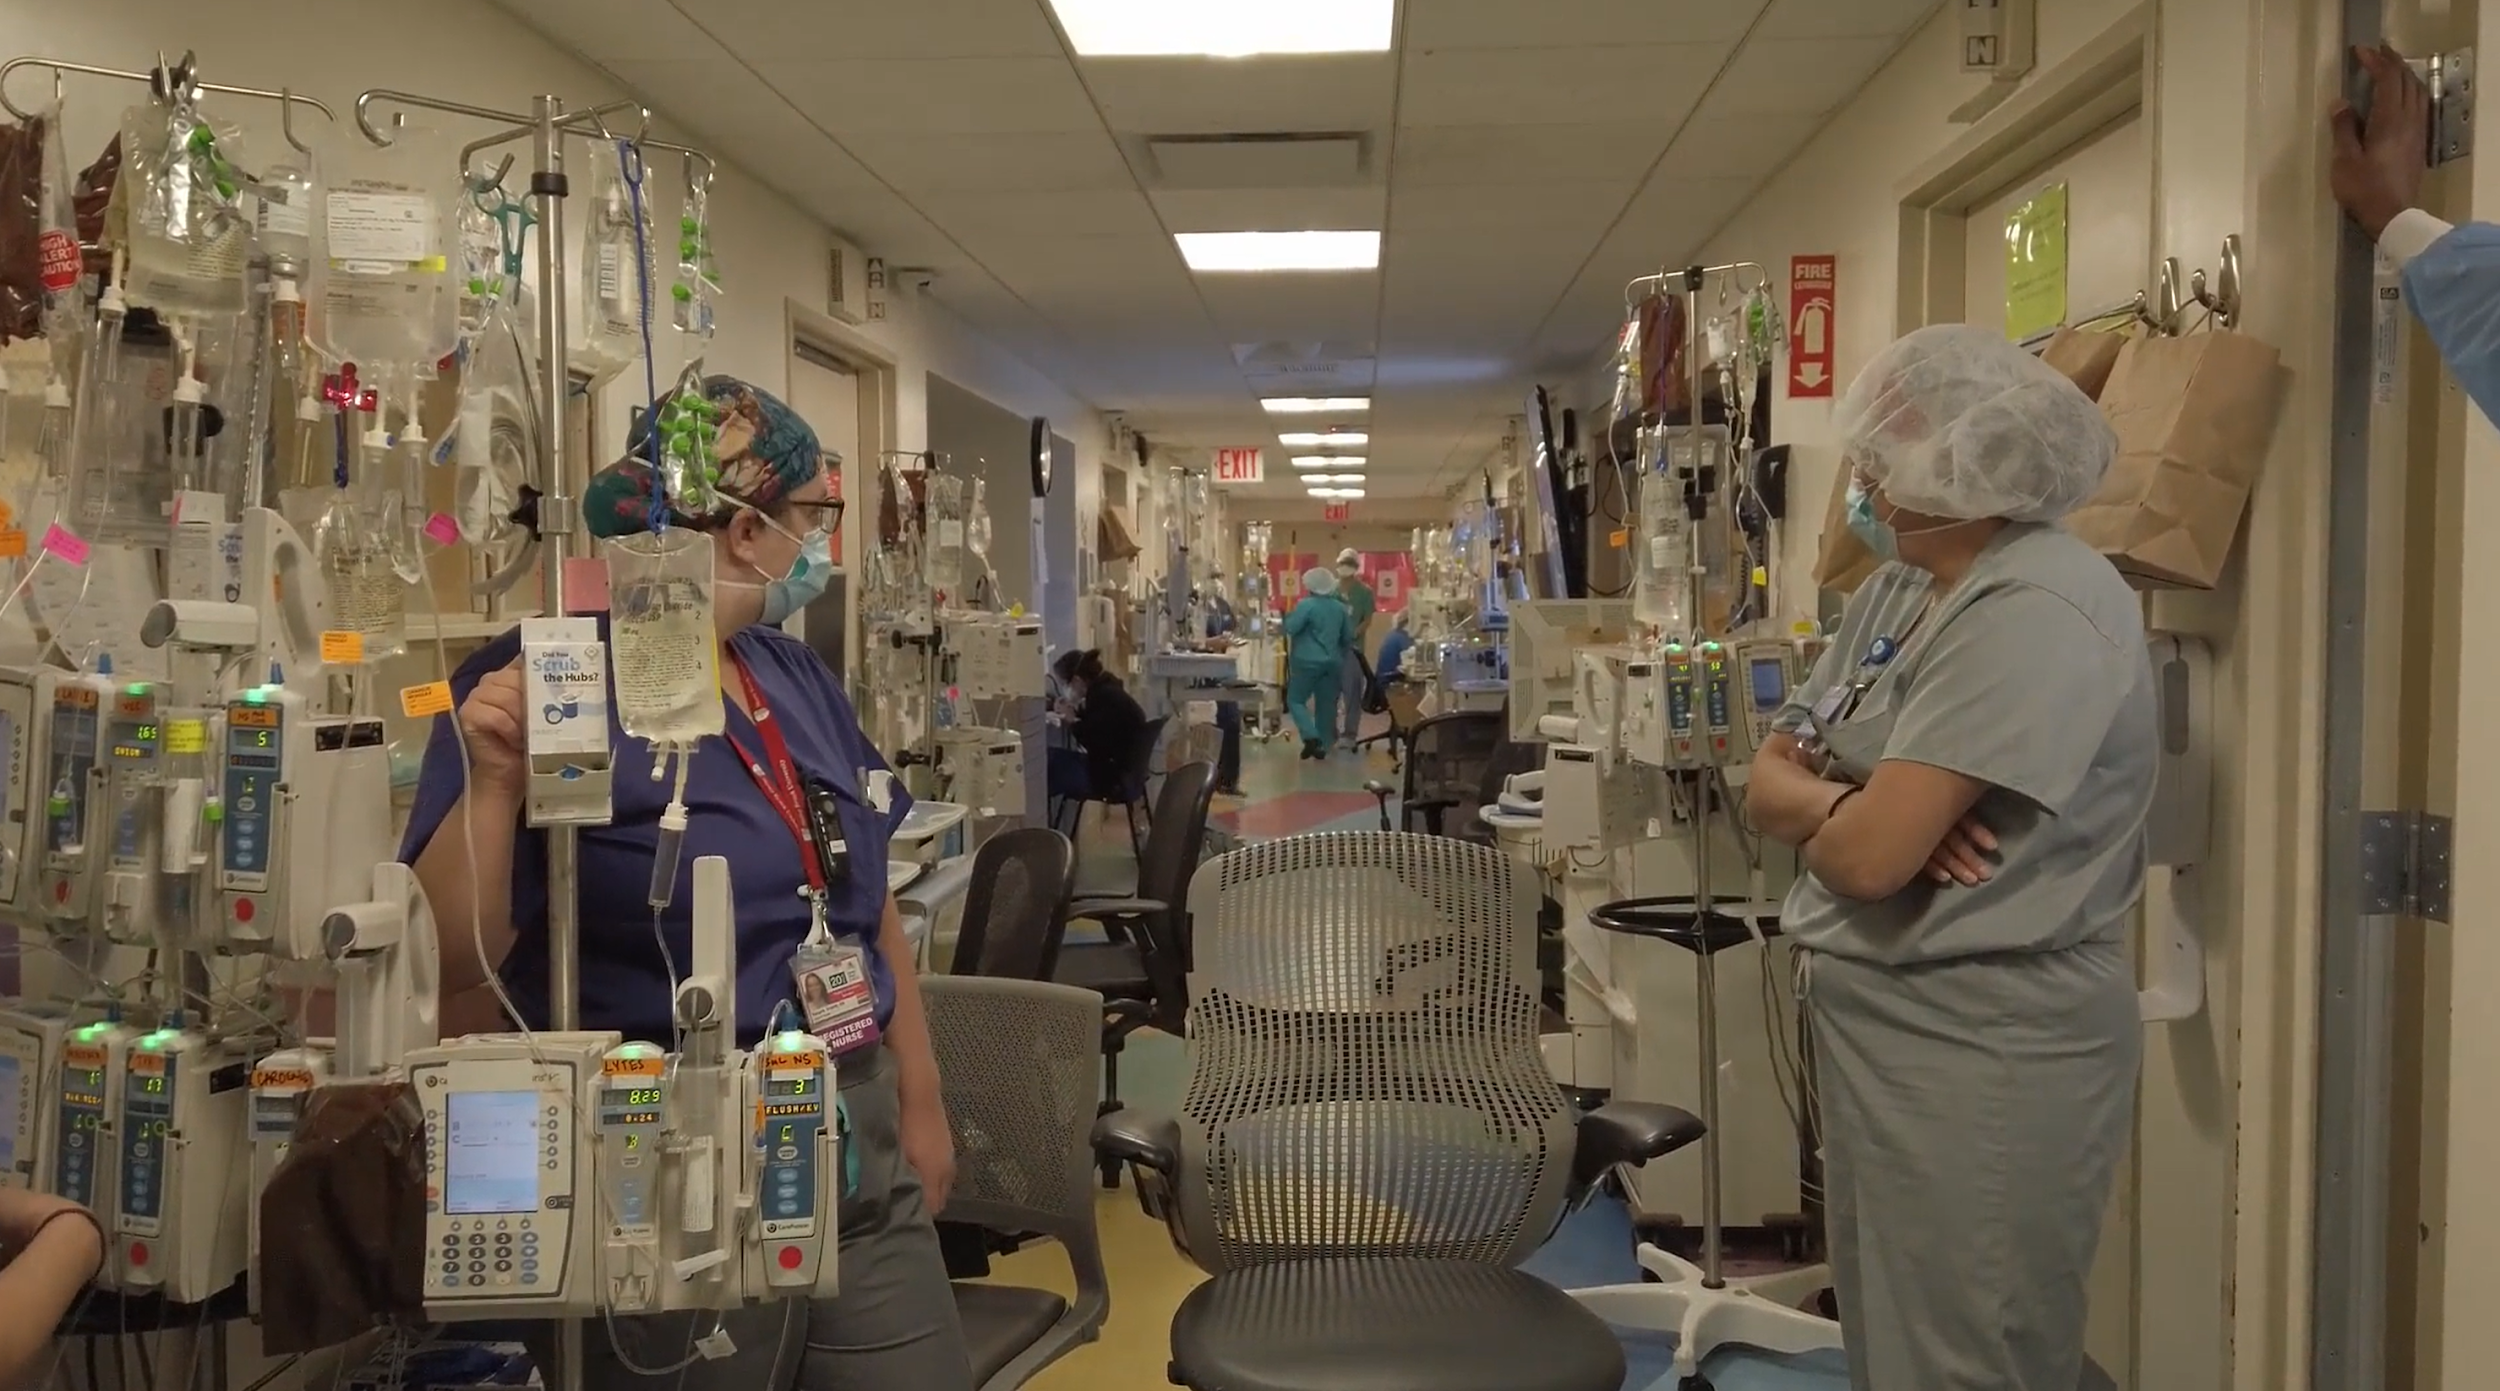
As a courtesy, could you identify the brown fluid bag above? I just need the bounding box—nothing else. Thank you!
[0,112,44,344]
[257,1081,428,1354]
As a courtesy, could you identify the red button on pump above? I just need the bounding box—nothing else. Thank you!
[777,1245,803,1271]
[128,1242,149,1267]
[233,897,255,923]
[51,880,67,904]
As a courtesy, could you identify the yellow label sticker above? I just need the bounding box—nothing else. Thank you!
[1609,528,1629,549]
[166,719,207,755]
[128,1052,165,1075]
[400,681,455,719]
[251,1067,317,1090]
[1751,566,1769,587]
[601,1056,667,1078]
[320,630,365,664]
[0,528,24,559]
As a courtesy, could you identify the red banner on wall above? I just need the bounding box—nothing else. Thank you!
[1789,254,1837,399]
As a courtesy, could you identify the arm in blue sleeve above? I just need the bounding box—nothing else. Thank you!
[2401,221,2500,431]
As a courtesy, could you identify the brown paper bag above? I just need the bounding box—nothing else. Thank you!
[2067,331,2286,589]
[2038,327,2128,401]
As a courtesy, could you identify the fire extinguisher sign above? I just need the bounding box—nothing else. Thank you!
[1789,255,1837,400]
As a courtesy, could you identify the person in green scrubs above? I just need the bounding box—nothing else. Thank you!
[1331,549,1377,751]
[1282,566,1354,760]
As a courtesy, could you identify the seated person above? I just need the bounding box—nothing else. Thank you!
[1047,648,1148,803]
[0,1189,105,1391]
[1377,612,1416,683]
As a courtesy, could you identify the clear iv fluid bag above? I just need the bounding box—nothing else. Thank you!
[605,529,725,746]
[308,131,458,369]
[1633,432,1692,634]
[315,494,408,660]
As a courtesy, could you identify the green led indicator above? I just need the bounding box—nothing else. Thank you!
[243,690,268,705]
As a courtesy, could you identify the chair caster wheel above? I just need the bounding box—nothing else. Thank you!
[1099,1161,1123,1190]
[1678,1377,1714,1391]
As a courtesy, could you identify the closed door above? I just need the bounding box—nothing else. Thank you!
[1964,111,2153,338]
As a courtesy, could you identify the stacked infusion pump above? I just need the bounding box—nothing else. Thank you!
[932,609,1044,820]
[0,584,847,1321]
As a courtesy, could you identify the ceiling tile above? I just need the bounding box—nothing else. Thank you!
[1706,38,1899,116]
[1079,54,1398,135]
[493,0,726,62]
[683,0,1066,57]
[1405,0,1767,50]
[1652,114,1821,180]
[912,188,1164,238]
[755,58,1103,134]
[842,132,1136,193]
[1400,43,1730,128]
[1753,0,1941,40]
[1391,124,1674,187]
[1149,187,1387,234]
[1389,181,1633,237]
[1196,275,1382,341]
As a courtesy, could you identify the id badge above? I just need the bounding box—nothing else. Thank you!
[1808,683,1851,725]
[792,941,882,1055]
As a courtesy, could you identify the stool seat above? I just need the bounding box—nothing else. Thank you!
[1169,1257,1625,1391]
[1588,895,1783,956]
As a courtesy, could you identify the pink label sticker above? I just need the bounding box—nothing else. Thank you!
[562,556,610,614]
[40,523,89,567]
[423,512,460,546]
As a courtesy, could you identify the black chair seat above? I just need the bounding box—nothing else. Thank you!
[1055,940,1150,996]
[952,1282,1070,1387]
[1169,1258,1624,1391]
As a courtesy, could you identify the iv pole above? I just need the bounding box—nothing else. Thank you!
[353,84,716,1391]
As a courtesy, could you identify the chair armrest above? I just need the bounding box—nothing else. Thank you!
[1362,779,1396,799]
[1572,1101,1706,1187]
[1092,1108,1181,1174]
[1069,897,1167,922]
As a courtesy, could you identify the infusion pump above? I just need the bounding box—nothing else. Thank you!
[0,1002,72,1191]
[114,1026,254,1302]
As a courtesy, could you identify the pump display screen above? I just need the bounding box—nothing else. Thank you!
[443,1090,540,1215]
[225,717,279,768]
[1750,658,1786,712]
[598,1087,661,1125]
[107,719,158,760]
[0,1055,18,1171]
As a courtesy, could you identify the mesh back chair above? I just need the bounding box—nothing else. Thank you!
[1054,760,1217,1185]
[1095,832,1703,1391]
[924,976,1110,1391]
[1364,708,1504,837]
[949,828,1078,981]
[1050,714,1169,860]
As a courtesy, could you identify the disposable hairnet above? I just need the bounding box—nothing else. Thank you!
[1304,567,1339,597]
[1834,323,2117,523]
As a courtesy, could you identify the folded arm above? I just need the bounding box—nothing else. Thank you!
[1802,760,1989,900]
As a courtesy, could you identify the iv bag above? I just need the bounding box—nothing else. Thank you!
[119,96,251,318]
[1632,427,1692,634]
[575,146,661,388]
[308,126,458,369]
[605,528,724,746]
[925,474,970,606]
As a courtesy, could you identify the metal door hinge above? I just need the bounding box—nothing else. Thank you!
[2360,811,2453,922]
[2415,49,2476,166]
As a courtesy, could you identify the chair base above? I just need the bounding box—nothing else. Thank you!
[1569,1244,1842,1380]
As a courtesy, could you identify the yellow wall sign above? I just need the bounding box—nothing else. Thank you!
[2003,182,2070,342]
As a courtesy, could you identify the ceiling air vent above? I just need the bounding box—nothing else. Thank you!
[1145,132,1369,188]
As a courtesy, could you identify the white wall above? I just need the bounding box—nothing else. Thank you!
[4,0,1109,521]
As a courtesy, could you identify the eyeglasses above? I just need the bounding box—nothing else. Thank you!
[788,498,846,530]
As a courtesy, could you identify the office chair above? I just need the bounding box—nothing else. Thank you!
[1051,714,1169,860]
[1094,831,1703,1391]
[948,827,1077,981]
[923,976,1110,1391]
[1364,708,1525,843]
[1053,759,1217,1186]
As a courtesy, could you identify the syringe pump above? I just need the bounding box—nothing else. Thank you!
[743,1031,839,1296]
[54,1018,138,1289]
[97,681,167,944]
[115,1023,254,1302]
[36,670,115,925]
[0,1001,73,1190]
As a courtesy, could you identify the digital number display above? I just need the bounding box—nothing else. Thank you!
[443,1090,540,1216]
[601,1087,662,1108]
[140,1076,165,1094]
[766,1077,813,1098]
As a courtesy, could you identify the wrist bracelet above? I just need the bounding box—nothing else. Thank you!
[23,1207,108,1279]
[1825,784,1863,818]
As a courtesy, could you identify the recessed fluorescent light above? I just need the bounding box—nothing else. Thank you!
[1177,231,1380,273]
[1308,487,1367,500]
[1048,0,1393,57]
[1291,456,1367,470]
[1300,473,1362,485]
[1278,432,1368,448]
[1265,398,1370,414]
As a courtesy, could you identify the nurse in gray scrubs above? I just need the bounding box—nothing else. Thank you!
[1745,323,2156,1391]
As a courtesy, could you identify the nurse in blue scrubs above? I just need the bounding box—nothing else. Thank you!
[401,377,974,1391]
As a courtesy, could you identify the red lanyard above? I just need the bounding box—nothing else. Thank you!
[722,653,825,894]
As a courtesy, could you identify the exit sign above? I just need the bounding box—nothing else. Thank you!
[1322,502,1351,522]
[1213,448,1264,484]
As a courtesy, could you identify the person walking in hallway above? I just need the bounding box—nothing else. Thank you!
[1283,566,1354,761]
[1330,549,1376,752]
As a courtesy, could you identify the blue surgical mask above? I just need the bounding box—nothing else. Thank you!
[2400,221,2500,430]
[757,527,834,626]
[1844,479,1898,562]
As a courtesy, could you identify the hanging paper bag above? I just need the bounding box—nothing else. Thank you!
[1811,464,1882,595]
[2067,330,2286,590]
[2037,326,2128,401]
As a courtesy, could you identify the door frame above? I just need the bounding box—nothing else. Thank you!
[785,299,901,678]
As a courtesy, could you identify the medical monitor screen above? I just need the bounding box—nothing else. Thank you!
[1749,658,1785,712]
[0,1055,18,1172]
[443,1090,540,1215]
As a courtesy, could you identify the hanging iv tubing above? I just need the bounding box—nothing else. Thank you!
[0,54,334,154]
